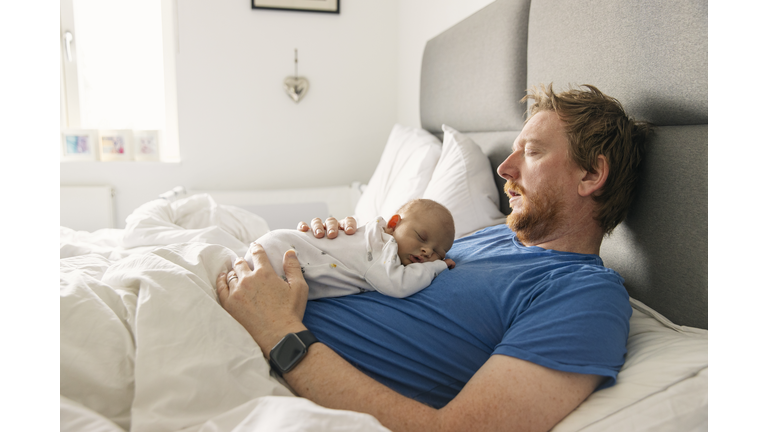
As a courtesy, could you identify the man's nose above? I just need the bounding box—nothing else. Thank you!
[421,246,433,257]
[497,150,521,180]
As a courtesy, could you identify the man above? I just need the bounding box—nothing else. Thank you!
[217,84,651,431]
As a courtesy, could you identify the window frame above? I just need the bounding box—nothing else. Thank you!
[59,0,181,161]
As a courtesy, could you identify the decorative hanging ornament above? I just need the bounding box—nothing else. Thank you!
[284,49,309,103]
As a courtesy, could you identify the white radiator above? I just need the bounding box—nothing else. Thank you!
[60,185,115,231]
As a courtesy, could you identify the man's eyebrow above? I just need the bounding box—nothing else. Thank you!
[513,138,548,152]
[513,137,541,148]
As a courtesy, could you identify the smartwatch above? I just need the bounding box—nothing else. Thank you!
[269,330,318,376]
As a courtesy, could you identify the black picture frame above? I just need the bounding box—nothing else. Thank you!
[252,0,340,14]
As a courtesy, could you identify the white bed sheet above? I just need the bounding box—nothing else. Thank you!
[552,298,708,431]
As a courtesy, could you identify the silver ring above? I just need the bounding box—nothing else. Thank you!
[227,274,238,284]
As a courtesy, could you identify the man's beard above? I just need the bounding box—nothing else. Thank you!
[505,180,563,245]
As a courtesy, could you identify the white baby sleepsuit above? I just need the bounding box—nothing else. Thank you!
[249,217,449,300]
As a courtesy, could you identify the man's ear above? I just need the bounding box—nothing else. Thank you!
[578,155,609,197]
[387,214,401,230]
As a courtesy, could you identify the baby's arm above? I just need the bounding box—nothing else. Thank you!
[364,259,449,298]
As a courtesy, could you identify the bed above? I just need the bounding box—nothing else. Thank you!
[60,0,708,430]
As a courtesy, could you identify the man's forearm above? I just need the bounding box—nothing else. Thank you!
[282,345,600,432]
[284,342,441,432]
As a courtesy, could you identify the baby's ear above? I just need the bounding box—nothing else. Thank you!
[387,214,401,230]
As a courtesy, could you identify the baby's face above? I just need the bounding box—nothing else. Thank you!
[389,208,454,266]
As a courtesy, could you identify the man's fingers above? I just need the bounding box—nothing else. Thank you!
[216,272,230,302]
[233,257,251,277]
[340,216,357,235]
[302,216,356,238]
[283,250,309,309]
[249,243,276,274]
[310,217,326,238]
[325,217,339,238]
[282,250,307,288]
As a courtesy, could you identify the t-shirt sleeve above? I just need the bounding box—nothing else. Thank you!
[493,268,631,389]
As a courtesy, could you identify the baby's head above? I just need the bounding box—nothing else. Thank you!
[384,199,455,266]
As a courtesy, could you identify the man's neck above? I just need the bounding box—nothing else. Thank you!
[522,213,604,255]
[528,232,602,256]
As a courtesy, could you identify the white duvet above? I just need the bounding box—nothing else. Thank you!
[60,195,389,432]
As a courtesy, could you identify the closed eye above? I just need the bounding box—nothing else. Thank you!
[525,143,544,156]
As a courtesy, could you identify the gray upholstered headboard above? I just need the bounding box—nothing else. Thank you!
[420,0,707,329]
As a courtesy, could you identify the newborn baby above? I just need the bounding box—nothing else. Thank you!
[245,198,455,300]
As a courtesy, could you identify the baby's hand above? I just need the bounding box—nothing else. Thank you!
[445,258,456,269]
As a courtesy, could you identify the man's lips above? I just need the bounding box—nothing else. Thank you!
[409,254,424,263]
[504,182,524,198]
[507,190,523,209]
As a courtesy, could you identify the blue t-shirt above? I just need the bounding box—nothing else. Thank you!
[303,224,631,408]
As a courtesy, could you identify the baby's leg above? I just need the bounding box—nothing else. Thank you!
[244,231,298,277]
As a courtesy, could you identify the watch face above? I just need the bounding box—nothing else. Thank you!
[272,333,307,373]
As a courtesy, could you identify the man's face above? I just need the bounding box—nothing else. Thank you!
[496,110,584,245]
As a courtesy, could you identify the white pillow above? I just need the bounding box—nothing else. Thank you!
[552,298,708,432]
[423,125,506,238]
[354,124,442,224]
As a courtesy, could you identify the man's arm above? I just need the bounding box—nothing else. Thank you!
[287,344,600,432]
[217,247,600,432]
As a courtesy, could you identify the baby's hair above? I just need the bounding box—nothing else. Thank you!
[396,199,455,238]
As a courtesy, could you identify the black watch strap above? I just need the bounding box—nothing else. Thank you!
[296,329,318,348]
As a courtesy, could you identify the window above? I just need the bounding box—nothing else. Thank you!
[60,0,180,161]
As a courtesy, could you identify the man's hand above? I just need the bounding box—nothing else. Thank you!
[297,216,357,239]
[216,245,309,353]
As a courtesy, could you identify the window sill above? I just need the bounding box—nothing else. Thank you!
[60,159,181,164]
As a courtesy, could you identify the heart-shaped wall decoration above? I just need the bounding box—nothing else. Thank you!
[284,76,309,103]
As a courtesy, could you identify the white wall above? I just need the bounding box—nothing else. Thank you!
[60,0,495,228]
